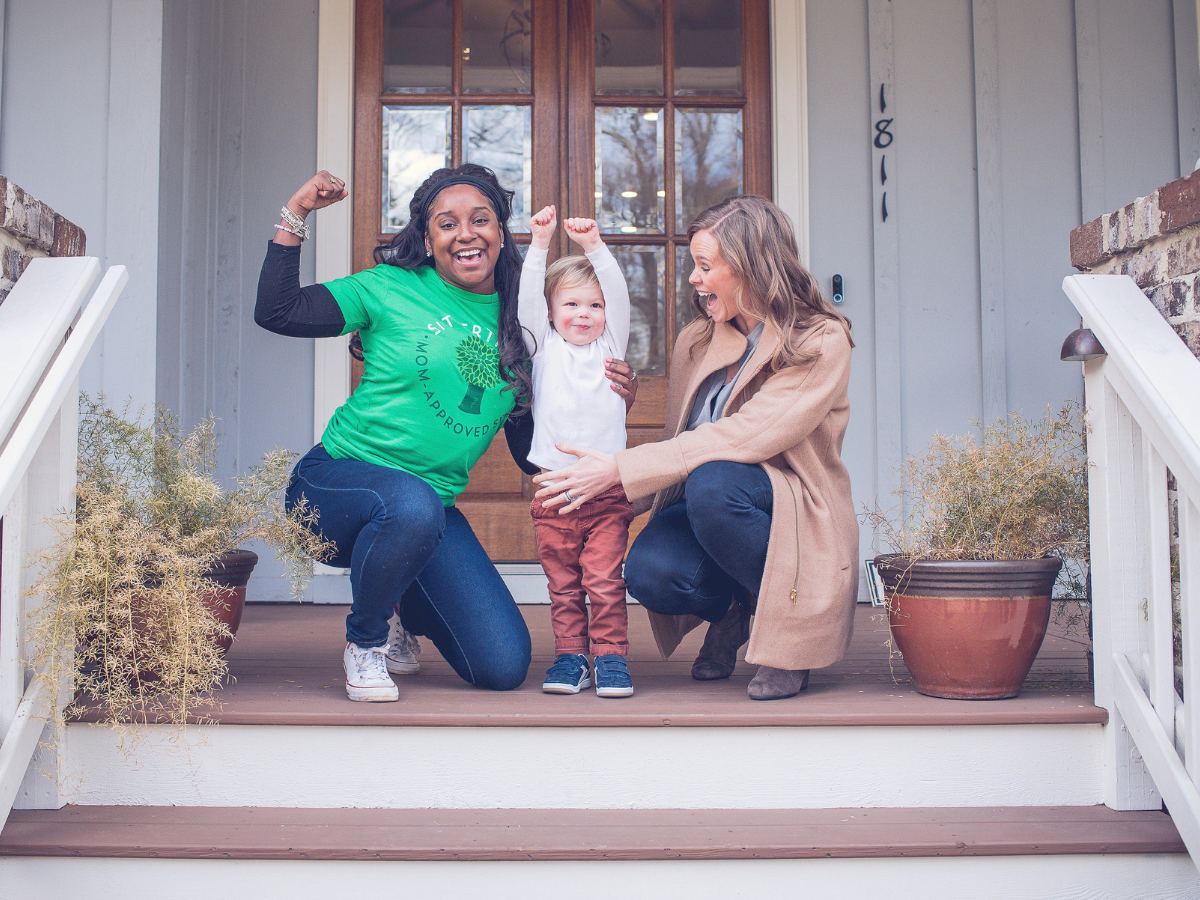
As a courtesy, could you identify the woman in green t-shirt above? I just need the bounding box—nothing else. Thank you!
[256,164,635,702]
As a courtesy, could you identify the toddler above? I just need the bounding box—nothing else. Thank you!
[519,206,635,698]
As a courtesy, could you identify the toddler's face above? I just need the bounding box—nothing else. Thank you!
[549,283,606,346]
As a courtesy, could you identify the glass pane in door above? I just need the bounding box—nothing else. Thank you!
[612,246,665,376]
[382,105,452,231]
[463,0,532,94]
[464,105,533,231]
[675,243,699,336]
[675,108,742,231]
[594,0,663,95]
[383,0,453,93]
[595,107,664,234]
[674,0,742,96]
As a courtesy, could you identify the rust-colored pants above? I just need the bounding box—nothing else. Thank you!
[531,483,635,657]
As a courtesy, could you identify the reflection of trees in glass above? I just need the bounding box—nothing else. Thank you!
[676,109,742,230]
[596,108,663,233]
[613,247,665,376]
[675,245,699,336]
[455,333,501,414]
[464,105,531,229]
[383,106,451,231]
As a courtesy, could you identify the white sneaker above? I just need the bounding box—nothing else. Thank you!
[343,642,399,702]
[385,617,422,675]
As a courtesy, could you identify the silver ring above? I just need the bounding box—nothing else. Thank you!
[563,491,575,503]
[630,370,638,380]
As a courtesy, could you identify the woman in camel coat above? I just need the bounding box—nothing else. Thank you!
[534,195,857,700]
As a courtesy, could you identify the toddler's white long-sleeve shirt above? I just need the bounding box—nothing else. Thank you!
[517,244,631,471]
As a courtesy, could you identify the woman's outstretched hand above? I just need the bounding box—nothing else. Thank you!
[532,444,622,514]
[605,357,638,413]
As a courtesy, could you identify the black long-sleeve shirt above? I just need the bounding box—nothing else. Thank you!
[254,241,346,338]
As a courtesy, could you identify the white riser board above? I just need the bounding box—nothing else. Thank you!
[2,853,1197,899]
[62,722,1102,809]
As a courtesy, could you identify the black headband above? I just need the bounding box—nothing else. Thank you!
[418,175,511,228]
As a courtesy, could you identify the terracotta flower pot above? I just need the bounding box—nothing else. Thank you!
[201,549,258,653]
[873,555,1062,700]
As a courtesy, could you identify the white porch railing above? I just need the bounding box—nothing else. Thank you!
[0,258,127,831]
[1063,273,1200,864]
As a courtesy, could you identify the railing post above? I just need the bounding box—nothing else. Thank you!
[0,477,28,737]
[10,394,78,810]
[1182,490,1200,782]
[1086,358,1161,809]
[1142,435,1177,743]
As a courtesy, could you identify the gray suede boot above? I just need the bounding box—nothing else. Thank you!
[747,666,810,700]
[691,599,751,681]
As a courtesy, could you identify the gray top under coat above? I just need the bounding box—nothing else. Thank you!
[685,321,766,431]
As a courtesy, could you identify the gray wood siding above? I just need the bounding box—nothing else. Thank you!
[157,0,320,584]
[807,0,1187,567]
[0,0,162,410]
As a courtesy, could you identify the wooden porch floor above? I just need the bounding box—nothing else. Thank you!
[74,601,1101,728]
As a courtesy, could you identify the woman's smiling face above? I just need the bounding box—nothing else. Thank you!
[424,184,503,294]
[688,228,758,334]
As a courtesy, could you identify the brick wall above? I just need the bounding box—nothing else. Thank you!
[0,176,87,306]
[1070,169,1200,357]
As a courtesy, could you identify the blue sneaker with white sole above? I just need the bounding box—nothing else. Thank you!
[594,654,634,697]
[542,653,591,694]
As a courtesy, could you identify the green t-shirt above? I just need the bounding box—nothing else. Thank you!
[322,263,515,505]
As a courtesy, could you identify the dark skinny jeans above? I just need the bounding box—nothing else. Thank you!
[285,444,531,690]
[625,460,773,622]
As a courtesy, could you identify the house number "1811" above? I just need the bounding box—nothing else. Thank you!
[875,83,893,221]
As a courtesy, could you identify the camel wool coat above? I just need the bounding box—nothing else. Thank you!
[614,315,858,670]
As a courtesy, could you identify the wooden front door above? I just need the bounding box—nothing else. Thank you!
[353,0,771,560]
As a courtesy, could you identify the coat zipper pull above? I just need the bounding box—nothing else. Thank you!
[790,588,798,604]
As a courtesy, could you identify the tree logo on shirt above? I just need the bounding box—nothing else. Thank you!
[455,332,501,414]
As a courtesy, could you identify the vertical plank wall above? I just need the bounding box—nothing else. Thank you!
[806,0,1189,569]
[157,0,322,588]
[0,0,162,411]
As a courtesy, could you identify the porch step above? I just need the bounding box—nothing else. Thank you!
[0,805,1186,860]
[70,602,1101,728]
[55,604,1107,810]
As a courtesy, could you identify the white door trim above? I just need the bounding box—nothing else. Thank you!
[771,0,810,266]
[313,0,355,448]
[311,0,355,581]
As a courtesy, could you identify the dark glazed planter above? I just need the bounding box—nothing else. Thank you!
[201,549,258,653]
[873,555,1062,700]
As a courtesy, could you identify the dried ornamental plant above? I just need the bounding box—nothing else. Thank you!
[28,396,333,728]
[864,404,1090,594]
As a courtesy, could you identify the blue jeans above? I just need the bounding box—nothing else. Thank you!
[625,460,773,623]
[285,445,531,690]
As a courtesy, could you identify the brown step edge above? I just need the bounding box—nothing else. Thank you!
[0,806,1184,861]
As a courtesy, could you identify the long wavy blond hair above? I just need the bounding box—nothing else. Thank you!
[684,195,853,367]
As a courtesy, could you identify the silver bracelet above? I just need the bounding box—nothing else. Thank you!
[279,205,311,241]
[275,223,305,239]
